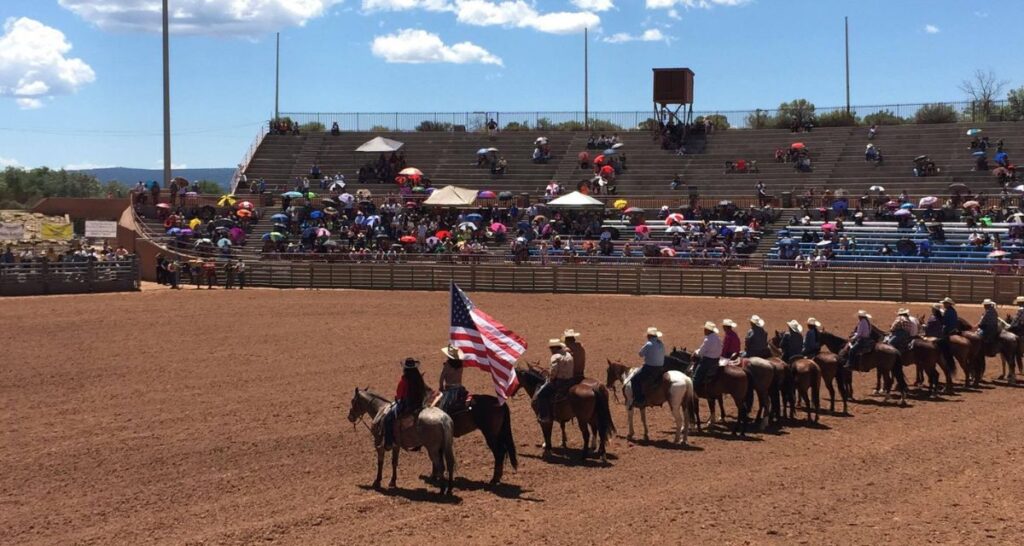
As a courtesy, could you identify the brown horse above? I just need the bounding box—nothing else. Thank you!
[957,317,1019,386]
[432,393,518,485]
[515,365,615,462]
[870,324,953,397]
[1002,316,1024,385]
[667,349,752,435]
[817,329,907,405]
[766,334,821,422]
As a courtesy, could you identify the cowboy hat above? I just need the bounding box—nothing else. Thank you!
[441,345,465,360]
[897,308,910,316]
[1015,296,1024,305]
[749,315,765,327]
[722,319,737,328]
[806,317,821,328]
[562,329,581,339]
[703,321,719,334]
[548,338,566,349]
[941,297,955,305]
[402,358,420,369]
[786,320,803,333]
[857,310,872,320]
[646,327,663,338]
[982,299,995,307]
[932,304,942,311]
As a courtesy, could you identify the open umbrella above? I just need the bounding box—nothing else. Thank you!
[425,236,440,247]
[821,222,837,231]
[635,225,650,235]
[885,200,900,209]
[399,167,423,176]
[594,154,606,165]
[533,215,547,223]
[236,209,252,218]
[816,240,833,247]
[316,228,331,238]
[188,218,201,230]
[914,155,930,162]
[217,194,237,207]
[399,235,417,244]
[989,250,1008,258]
[237,200,254,210]
[309,210,324,220]
[791,142,806,149]
[458,222,477,231]
[282,191,303,198]
[272,223,288,232]
[869,185,885,192]
[156,203,171,210]
[665,213,685,226]
[166,227,182,236]
[185,191,198,197]
[779,237,796,246]
[718,200,734,207]
[478,190,496,199]
[963,200,981,209]
[900,203,914,209]
[476,148,490,155]
[603,148,617,156]
[324,207,339,216]
[535,137,548,145]
[490,222,507,234]
[195,238,213,246]
[498,191,513,201]
[894,208,912,217]
[919,196,938,207]
[1014,185,1024,193]
[262,232,286,242]
[613,199,628,210]
[339,193,355,206]
[967,128,983,136]
[972,150,986,157]
[466,213,484,223]
[436,230,452,239]
[666,225,685,234]
[364,214,381,226]
[328,181,346,192]
[612,142,625,149]
[624,207,644,214]
[217,238,232,248]
[271,213,288,222]
[660,247,677,257]
[179,228,194,237]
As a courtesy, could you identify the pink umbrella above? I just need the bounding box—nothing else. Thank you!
[229,227,246,243]
[660,247,677,257]
[821,222,837,231]
[315,228,331,238]
[156,203,171,209]
[884,200,900,209]
[664,213,685,226]
[635,225,650,234]
[918,196,938,208]
[478,190,497,199]
[490,222,507,234]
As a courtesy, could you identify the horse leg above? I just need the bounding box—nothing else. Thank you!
[374,447,384,489]
[559,421,568,449]
[670,395,686,445]
[388,447,399,488]
[799,384,811,422]
[975,353,986,386]
[693,397,703,433]
[874,367,883,395]
[541,421,553,458]
[717,396,727,423]
[627,406,635,440]
[640,406,650,441]
[824,375,836,414]
[576,419,590,462]
[705,398,716,427]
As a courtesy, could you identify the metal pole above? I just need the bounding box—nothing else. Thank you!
[584,27,589,131]
[275,32,280,121]
[844,16,851,115]
[162,0,171,187]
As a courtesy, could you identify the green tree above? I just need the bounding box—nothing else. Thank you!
[302,122,325,133]
[863,109,906,126]
[369,125,392,132]
[195,180,223,194]
[744,109,771,129]
[502,121,531,131]
[914,103,959,124]
[1003,86,1024,121]
[0,167,105,208]
[774,99,816,128]
[816,110,859,127]
[694,114,731,130]
[415,120,453,132]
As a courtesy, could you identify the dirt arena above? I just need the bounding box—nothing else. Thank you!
[3,288,1024,545]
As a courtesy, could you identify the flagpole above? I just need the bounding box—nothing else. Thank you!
[161,0,172,187]
[584,27,589,132]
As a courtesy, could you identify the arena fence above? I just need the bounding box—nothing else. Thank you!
[239,261,1024,304]
[0,257,140,297]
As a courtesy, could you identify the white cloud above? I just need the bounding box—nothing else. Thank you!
[667,8,680,19]
[0,18,96,110]
[65,163,115,170]
[455,1,599,34]
[571,0,615,11]
[924,24,939,34]
[58,0,342,35]
[646,0,750,9]
[0,156,22,168]
[371,28,503,65]
[603,28,667,44]
[362,0,453,11]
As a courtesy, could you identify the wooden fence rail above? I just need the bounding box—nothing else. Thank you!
[0,258,140,297]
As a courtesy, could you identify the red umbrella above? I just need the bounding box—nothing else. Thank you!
[405,201,418,208]
[624,207,644,214]
[478,190,497,199]
[963,200,981,209]
[237,200,254,210]
[660,247,677,257]
[665,213,685,226]
[821,222,837,231]
[436,230,452,239]
[236,209,252,218]
[594,154,606,165]
[791,142,806,149]
[635,225,650,234]
[399,235,417,244]
[399,167,423,176]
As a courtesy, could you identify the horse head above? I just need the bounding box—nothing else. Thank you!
[770,330,782,348]
[515,364,546,396]
[347,387,365,424]
[605,359,628,389]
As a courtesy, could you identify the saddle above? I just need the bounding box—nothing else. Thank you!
[636,375,669,407]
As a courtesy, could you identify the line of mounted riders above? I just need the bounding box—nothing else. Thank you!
[346,297,1024,496]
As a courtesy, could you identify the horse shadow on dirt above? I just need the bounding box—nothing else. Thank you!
[358,484,463,504]
[693,425,765,442]
[626,435,705,452]
[433,476,544,502]
[782,419,832,431]
[520,447,616,468]
[850,398,916,409]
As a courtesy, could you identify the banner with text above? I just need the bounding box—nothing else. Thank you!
[85,220,118,239]
[0,222,24,240]
[41,223,73,241]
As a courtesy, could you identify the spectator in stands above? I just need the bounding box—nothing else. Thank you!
[756,181,770,206]
[310,163,321,180]
[880,243,894,256]
[493,156,508,175]
[486,118,498,135]
[995,150,1010,168]
[545,181,562,197]
[671,173,684,191]
[868,124,877,140]
[331,122,341,136]
[973,154,989,171]
[477,150,490,168]
[578,151,590,169]
[586,134,597,149]
[865,144,878,162]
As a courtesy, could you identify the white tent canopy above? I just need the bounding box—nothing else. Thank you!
[424,185,478,207]
[355,136,404,153]
[547,191,604,208]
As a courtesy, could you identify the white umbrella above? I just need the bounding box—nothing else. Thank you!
[339,193,355,206]
[486,147,499,152]
[666,225,685,234]
[476,148,490,155]
[612,142,625,149]
[894,208,912,217]
[458,221,477,231]
[355,136,404,153]
[328,180,346,191]
[535,137,548,145]
[869,185,885,192]
[918,196,938,207]
[816,240,833,246]
[1014,184,1024,192]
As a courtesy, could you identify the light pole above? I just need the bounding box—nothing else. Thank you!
[162,0,172,186]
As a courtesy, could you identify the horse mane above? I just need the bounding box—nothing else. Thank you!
[360,388,392,404]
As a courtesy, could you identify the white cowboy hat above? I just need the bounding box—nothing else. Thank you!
[896,308,910,316]
[1015,296,1024,305]
[722,319,737,328]
[646,327,663,338]
[562,329,581,339]
[548,338,566,349]
[441,346,465,360]
[787,320,803,333]
[703,321,719,334]
[806,317,821,328]
[855,212,864,218]
[749,315,765,327]
[857,310,872,319]
[941,297,955,305]
[982,299,995,307]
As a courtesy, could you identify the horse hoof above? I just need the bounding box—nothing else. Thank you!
[643,435,650,442]
[388,480,397,489]
[372,480,382,490]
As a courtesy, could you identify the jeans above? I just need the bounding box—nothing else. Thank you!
[631,366,662,405]
[693,357,719,388]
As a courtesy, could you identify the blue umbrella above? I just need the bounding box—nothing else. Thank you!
[603,148,616,155]
[217,238,232,248]
[309,210,324,220]
[779,237,796,246]
[466,213,483,223]
[271,213,288,222]
[900,203,914,209]
[517,221,531,231]
[282,191,303,198]
[995,151,1009,163]
[972,151,986,157]
[166,227,182,236]
[600,231,612,241]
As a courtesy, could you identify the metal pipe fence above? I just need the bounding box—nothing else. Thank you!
[0,257,140,296]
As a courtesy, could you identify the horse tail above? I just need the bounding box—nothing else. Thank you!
[441,414,456,484]
[811,363,821,409]
[499,402,518,471]
[743,368,755,416]
[594,385,616,438]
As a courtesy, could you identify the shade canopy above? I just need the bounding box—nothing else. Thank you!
[355,136,405,153]
[423,185,478,207]
[547,191,604,208]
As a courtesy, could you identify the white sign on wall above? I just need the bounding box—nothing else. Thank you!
[85,220,118,239]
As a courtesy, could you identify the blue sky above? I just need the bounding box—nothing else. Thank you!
[0,0,1021,170]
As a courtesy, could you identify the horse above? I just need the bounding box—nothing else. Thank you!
[1002,315,1024,385]
[817,329,907,405]
[346,387,456,496]
[433,393,518,485]
[766,333,821,422]
[667,349,752,435]
[667,350,776,430]
[515,365,615,462]
[957,317,1018,387]
[605,359,696,445]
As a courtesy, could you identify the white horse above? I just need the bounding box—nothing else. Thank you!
[606,361,695,446]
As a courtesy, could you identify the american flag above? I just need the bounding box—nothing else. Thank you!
[450,282,525,403]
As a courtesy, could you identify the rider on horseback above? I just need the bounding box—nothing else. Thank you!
[693,322,723,388]
[745,315,771,358]
[382,358,427,449]
[633,327,665,405]
[780,320,803,363]
[1010,296,1024,329]
[721,319,741,359]
[845,311,873,371]
[563,328,586,381]
[977,299,1001,344]
[437,346,468,414]
[533,339,574,422]
[887,309,916,354]
[935,298,959,371]
[803,318,822,357]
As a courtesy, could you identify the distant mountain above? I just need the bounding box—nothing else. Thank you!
[74,168,235,191]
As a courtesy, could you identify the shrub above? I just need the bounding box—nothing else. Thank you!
[584,119,624,133]
[302,122,325,133]
[774,99,816,128]
[1005,87,1024,121]
[863,109,906,126]
[694,114,730,130]
[816,110,859,127]
[914,103,958,124]
[502,121,531,131]
[637,118,659,131]
[415,120,453,132]
[369,125,391,132]
[744,109,771,129]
